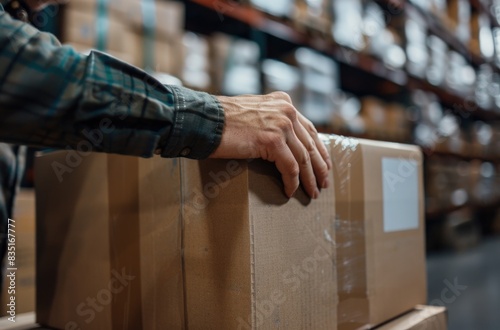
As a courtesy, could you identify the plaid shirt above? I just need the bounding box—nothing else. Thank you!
[0,6,224,158]
[0,3,224,279]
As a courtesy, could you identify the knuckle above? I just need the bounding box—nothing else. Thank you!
[289,164,300,178]
[277,117,293,132]
[265,134,285,149]
[273,91,292,102]
[282,106,297,121]
[305,138,317,153]
[300,151,311,167]
[318,166,329,179]
[307,122,318,134]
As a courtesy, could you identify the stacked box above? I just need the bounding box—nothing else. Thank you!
[293,0,332,34]
[35,152,337,329]
[210,33,261,95]
[35,136,428,330]
[62,0,185,76]
[328,135,427,330]
[361,97,387,139]
[286,48,338,125]
[182,32,211,91]
[262,59,301,103]
[447,0,471,44]
[374,305,447,330]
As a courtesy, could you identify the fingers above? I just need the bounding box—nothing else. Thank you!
[285,128,320,199]
[270,140,300,198]
[213,92,331,199]
[292,117,330,191]
[298,113,332,171]
[271,92,330,198]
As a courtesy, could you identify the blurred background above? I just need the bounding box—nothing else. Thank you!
[2,0,500,329]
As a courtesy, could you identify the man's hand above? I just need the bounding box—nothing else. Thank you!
[211,92,332,199]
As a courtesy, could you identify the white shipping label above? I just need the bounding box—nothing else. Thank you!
[382,157,419,232]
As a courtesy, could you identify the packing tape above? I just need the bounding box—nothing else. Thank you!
[107,156,144,329]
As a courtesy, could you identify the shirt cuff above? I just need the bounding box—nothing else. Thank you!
[161,86,225,159]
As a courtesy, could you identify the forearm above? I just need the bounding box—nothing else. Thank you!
[0,10,224,159]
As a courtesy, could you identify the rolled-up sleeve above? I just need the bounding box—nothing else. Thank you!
[0,9,224,159]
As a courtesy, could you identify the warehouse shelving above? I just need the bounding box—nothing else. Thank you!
[406,2,485,67]
[188,0,500,122]
[427,198,500,219]
[189,0,409,86]
[184,0,500,227]
[470,0,500,27]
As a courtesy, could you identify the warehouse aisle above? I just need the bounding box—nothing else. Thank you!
[427,237,500,330]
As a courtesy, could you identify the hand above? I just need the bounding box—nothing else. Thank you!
[210,92,332,199]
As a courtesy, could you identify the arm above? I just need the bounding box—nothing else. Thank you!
[0,10,330,198]
[0,10,223,159]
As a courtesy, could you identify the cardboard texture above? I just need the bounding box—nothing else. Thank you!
[35,153,184,330]
[375,305,447,330]
[35,152,337,329]
[36,136,427,329]
[329,136,427,330]
[181,159,337,329]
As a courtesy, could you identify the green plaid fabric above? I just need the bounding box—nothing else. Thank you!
[0,3,224,286]
[0,5,224,159]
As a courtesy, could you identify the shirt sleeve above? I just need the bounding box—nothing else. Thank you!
[0,10,224,159]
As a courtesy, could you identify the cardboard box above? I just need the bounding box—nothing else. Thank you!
[36,153,184,329]
[328,135,427,330]
[63,1,185,75]
[361,97,387,139]
[447,0,471,44]
[64,0,129,17]
[386,103,411,142]
[35,152,337,329]
[181,158,337,329]
[125,29,184,75]
[293,0,331,34]
[182,32,211,91]
[285,48,338,125]
[66,0,185,36]
[375,305,447,330]
[210,33,261,95]
[124,0,185,40]
[62,7,129,53]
